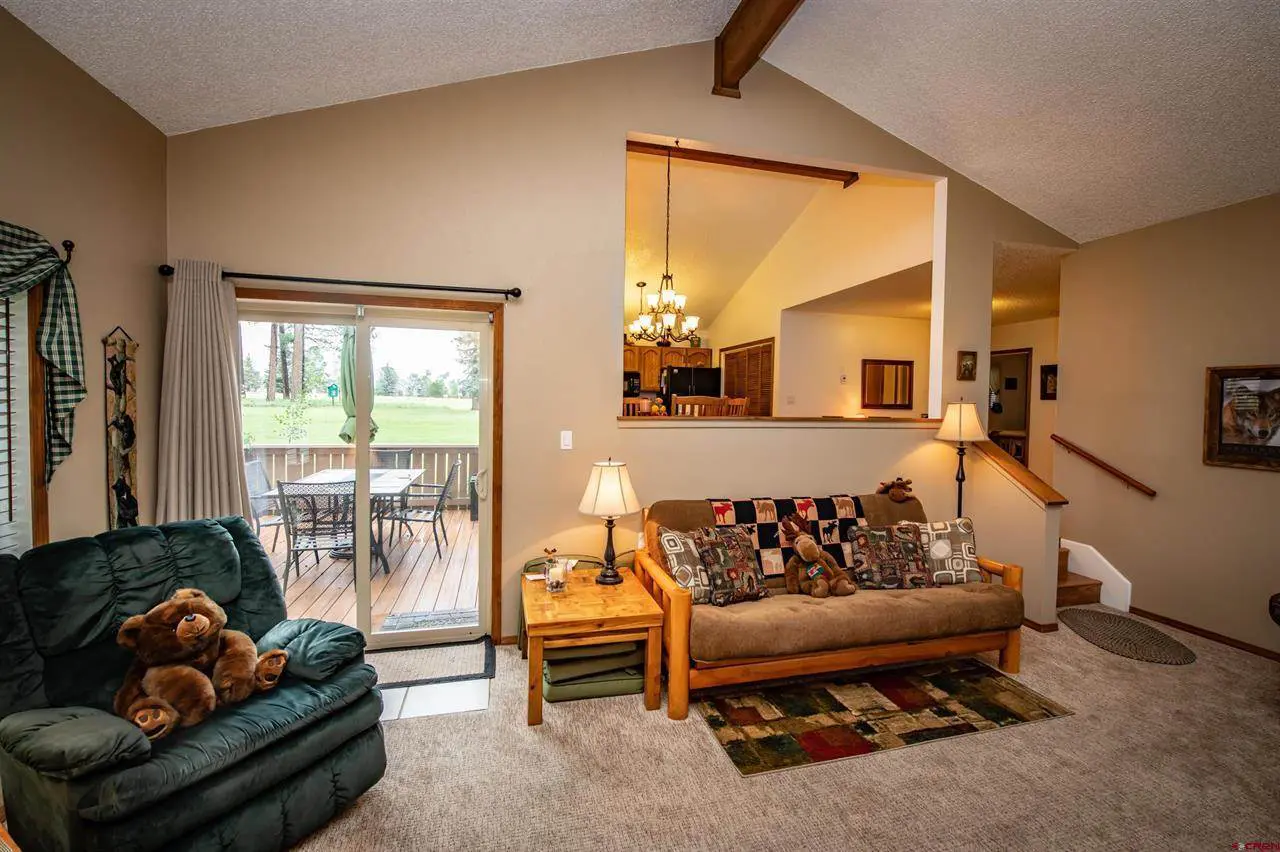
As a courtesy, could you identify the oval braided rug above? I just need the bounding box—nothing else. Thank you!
[1059,607,1196,664]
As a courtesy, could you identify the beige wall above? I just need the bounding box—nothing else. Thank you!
[166,42,1073,636]
[1058,193,1280,653]
[991,317,1059,483]
[0,10,167,540]
[778,312,931,417]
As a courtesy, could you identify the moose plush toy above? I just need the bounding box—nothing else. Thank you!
[781,515,856,598]
[876,477,914,503]
[113,588,289,740]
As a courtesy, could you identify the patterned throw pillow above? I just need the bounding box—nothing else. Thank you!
[911,518,982,585]
[847,524,933,590]
[657,527,713,605]
[692,525,770,607]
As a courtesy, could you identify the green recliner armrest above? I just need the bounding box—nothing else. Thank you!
[0,707,150,780]
[257,618,366,681]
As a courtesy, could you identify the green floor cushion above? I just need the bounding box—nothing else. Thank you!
[543,667,644,702]
[76,662,377,822]
[544,649,646,684]
[543,641,638,661]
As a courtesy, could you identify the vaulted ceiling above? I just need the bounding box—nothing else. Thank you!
[624,151,823,329]
[6,0,1277,242]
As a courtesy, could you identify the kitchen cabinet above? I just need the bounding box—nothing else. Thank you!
[639,347,662,392]
[624,345,714,391]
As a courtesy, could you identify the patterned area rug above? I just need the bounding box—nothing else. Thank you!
[1058,607,1196,664]
[697,658,1071,776]
[367,637,494,688]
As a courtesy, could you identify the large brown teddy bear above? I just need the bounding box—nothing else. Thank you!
[781,515,856,598]
[113,588,289,740]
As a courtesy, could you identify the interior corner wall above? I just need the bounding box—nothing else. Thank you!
[165,41,1075,637]
[991,317,1059,483]
[0,9,167,540]
[1058,193,1280,654]
[778,312,931,417]
[941,182,1075,427]
[705,179,935,390]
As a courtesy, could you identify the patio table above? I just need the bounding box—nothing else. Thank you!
[292,467,427,571]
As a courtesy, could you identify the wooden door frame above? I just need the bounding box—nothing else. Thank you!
[991,347,1032,467]
[234,286,505,640]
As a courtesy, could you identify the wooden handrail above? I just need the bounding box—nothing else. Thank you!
[1051,434,1157,497]
[972,441,1069,506]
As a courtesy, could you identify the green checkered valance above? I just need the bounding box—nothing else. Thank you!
[0,220,87,482]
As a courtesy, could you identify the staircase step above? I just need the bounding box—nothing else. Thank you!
[1058,547,1070,582]
[1057,571,1102,607]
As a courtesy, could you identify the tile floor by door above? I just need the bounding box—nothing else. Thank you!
[379,678,491,721]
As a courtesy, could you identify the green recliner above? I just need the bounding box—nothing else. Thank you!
[0,517,386,852]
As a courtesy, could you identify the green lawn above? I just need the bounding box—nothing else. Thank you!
[241,396,479,446]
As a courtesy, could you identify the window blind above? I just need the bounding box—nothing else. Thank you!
[0,295,32,556]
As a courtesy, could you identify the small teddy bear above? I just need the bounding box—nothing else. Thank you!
[113,588,289,740]
[780,514,856,598]
[876,477,914,503]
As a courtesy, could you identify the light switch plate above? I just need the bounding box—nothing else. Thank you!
[559,430,573,450]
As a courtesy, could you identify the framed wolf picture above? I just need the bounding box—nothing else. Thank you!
[1204,365,1280,471]
[104,327,140,527]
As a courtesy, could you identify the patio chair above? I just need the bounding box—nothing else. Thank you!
[276,480,356,594]
[391,459,462,558]
[244,459,284,548]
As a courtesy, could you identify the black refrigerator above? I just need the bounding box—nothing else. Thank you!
[660,366,721,411]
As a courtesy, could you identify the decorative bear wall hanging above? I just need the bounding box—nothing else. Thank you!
[104,326,139,528]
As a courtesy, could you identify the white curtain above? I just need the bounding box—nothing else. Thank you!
[156,260,249,522]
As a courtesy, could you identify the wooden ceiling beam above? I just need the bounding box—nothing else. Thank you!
[626,140,859,188]
[713,0,808,98]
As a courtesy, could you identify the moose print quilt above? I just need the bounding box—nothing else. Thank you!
[707,495,867,578]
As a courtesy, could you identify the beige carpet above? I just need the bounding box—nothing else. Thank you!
[299,610,1280,851]
[367,641,488,685]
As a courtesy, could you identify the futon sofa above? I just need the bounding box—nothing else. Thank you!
[634,493,1024,720]
[0,517,386,852]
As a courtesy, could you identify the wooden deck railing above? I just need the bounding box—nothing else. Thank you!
[1050,434,1157,497]
[245,443,480,503]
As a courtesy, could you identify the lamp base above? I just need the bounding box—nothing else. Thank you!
[596,516,624,585]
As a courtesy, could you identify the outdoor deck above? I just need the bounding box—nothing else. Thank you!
[263,507,480,632]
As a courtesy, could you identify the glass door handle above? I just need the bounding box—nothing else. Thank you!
[475,469,489,500]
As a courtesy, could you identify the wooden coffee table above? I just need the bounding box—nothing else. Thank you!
[521,566,663,725]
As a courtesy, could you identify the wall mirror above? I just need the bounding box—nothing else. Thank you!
[861,359,914,409]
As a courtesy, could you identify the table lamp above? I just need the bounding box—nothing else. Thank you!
[579,458,640,585]
[935,401,987,518]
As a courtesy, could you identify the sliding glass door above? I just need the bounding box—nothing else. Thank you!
[237,300,492,649]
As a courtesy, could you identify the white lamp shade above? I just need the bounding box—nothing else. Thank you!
[936,402,988,443]
[684,315,700,331]
[579,460,641,518]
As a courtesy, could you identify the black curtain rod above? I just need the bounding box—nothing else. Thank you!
[157,265,521,300]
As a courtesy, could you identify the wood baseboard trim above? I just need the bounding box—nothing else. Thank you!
[1128,607,1280,663]
[494,635,517,646]
[1022,618,1059,633]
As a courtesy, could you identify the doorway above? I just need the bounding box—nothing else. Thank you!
[989,348,1032,466]
[237,293,500,649]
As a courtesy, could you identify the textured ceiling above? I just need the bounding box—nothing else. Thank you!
[8,0,1276,240]
[2,0,736,134]
[765,0,1280,241]
[625,152,823,329]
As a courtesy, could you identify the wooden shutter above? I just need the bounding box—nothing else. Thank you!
[721,338,774,416]
[0,296,32,556]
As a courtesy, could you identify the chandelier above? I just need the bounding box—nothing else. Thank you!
[626,147,700,346]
